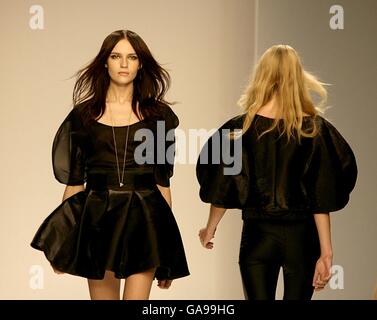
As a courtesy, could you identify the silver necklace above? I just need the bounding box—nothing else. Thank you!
[108,103,134,187]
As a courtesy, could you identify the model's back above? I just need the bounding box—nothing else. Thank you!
[242,112,356,219]
[196,111,357,220]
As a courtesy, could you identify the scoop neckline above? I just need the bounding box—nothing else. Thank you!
[94,118,146,128]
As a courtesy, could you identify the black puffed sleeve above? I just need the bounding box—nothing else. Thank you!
[196,116,249,209]
[154,106,179,187]
[52,108,87,186]
[303,117,357,212]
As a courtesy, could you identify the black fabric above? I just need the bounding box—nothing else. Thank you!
[196,115,250,209]
[239,217,320,300]
[31,105,189,280]
[153,105,179,187]
[51,108,88,186]
[196,114,358,219]
[51,105,179,188]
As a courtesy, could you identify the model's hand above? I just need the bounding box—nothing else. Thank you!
[199,227,216,249]
[51,263,65,275]
[157,279,172,289]
[312,254,332,291]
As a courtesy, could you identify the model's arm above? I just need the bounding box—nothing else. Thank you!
[156,185,172,208]
[312,213,333,291]
[314,213,333,256]
[62,185,85,202]
[199,204,227,249]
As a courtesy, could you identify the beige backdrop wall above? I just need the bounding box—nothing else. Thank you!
[256,0,377,300]
[0,0,255,299]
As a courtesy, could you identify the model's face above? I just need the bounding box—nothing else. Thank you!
[106,39,141,86]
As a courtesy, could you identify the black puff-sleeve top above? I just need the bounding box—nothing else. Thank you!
[196,114,358,220]
[51,104,179,187]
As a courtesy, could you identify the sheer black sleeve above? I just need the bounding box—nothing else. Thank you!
[196,116,249,209]
[52,108,87,186]
[154,106,179,187]
[303,117,358,213]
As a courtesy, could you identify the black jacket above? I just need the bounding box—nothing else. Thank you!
[196,113,357,220]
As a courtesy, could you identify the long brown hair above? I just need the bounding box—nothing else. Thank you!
[71,29,172,126]
[235,45,328,142]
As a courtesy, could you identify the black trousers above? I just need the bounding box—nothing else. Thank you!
[239,216,320,300]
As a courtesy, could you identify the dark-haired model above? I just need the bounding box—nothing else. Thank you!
[196,45,357,300]
[31,30,189,300]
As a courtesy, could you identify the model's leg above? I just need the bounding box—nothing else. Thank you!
[282,218,321,300]
[87,270,121,300]
[238,220,283,300]
[122,267,157,300]
[239,261,281,300]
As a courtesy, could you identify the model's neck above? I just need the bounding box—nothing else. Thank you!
[106,81,134,105]
[259,95,281,116]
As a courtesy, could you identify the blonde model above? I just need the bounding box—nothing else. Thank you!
[197,45,357,300]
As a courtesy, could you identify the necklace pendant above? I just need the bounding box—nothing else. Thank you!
[119,182,124,187]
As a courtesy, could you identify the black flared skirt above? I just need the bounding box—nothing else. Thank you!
[30,169,190,280]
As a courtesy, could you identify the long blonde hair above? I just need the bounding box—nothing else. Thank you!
[235,45,328,142]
